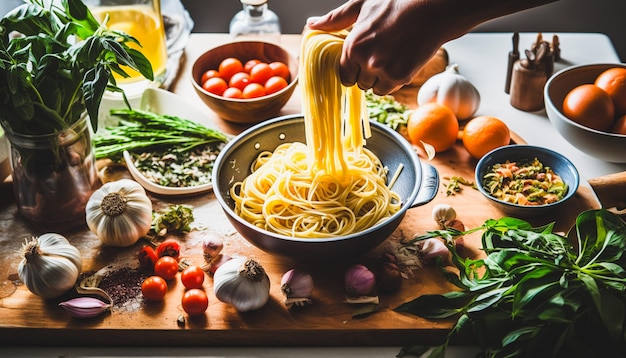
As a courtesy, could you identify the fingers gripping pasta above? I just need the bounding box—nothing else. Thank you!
[230,30,401,238]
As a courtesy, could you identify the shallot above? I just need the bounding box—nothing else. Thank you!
[59,297,111,319]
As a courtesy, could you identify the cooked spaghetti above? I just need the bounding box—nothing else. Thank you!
[230,30,401,238]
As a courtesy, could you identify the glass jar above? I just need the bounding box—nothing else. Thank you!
[229,0,281,43]
[84,0,168,98]
[3,115,101,231]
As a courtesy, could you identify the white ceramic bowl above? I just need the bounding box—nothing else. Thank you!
[544,63,626,163]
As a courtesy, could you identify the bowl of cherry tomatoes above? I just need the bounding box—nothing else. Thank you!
[544,63,626,163]
[191,41,298,124]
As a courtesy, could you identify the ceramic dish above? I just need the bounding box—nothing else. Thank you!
[475,145,580,217]
[121,87,225,196]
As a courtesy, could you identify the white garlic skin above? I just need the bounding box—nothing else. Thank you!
[281,269,314,299]
[431,203,457,229]
[213,257,271,312]
[18,234,82,299]
[85,179,152,247]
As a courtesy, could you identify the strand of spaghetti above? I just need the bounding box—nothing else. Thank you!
[229,30,402,238]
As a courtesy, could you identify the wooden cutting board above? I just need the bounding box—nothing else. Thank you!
[0,34,601,347]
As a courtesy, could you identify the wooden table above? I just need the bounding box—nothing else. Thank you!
[0,33,618,352]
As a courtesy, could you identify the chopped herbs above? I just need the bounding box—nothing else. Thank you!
[365,89,412,131]
[444,175,475,196]
[482,157,568,205]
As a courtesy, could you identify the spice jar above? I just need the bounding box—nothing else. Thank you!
[509,58,547,112]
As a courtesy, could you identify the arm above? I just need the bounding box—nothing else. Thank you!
[307,0,558,95]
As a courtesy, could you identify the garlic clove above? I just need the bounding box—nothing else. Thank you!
[418,238,451,265]
[344,264,376,297]
[431,203,456,229]
[202,234,224,262]
[281,269,314,299]
[59,297,111,319]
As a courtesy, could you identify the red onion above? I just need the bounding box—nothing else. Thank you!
[344,264,376,297]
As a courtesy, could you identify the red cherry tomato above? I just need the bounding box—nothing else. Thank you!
[141,275,168,301]
[264,76,288,95]
[202,77,228,96]
[182,289,209,316]
[222,87,243,99]
[156,239,181,259]
[200,69,220,84]
[137,245,158,271]
[244,59,261,73]
[181,265,206,289]
[242,83,266,99]
[249,62,273,85]
[269,61,290,81]
[218,57,244,82]
[154,256,179,280]
[229,72,251,91]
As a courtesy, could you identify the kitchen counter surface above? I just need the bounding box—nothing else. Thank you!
[1,32,624,358]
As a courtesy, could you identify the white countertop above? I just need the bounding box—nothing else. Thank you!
[1,32,623,358]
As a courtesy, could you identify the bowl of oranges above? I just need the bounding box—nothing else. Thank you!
[544,63,626,163]
[191,41,298,124]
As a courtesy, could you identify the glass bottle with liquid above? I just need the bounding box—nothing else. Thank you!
[229,0,281,43]
[84,0,168,97]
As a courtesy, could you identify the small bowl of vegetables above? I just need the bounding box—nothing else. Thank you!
[475,145,580,217]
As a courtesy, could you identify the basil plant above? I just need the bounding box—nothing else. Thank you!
[0,0,153,136]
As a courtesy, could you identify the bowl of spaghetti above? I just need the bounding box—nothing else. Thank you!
[212,114,438,262]
[475,145,580,217]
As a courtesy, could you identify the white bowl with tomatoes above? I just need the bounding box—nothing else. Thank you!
[191,41,298,124]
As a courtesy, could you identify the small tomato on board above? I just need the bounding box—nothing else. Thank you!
[181,266,205,289]
[156,239,181,259]
[141,276,168,301]
[182,289,209,316]
[154,256,179,280]
[137,245,158,271]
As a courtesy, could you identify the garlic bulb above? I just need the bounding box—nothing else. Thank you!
[85,179,152,247]
[345,264,376,297]
[213,257,270,312]
[432,203,457,229]
[417,64,481,120]
[18,234,82,299]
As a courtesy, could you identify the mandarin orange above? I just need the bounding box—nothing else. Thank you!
[461,116,510,159]
[594,67,626,117]
[562,84,614,132]
[611,114,626,135]
[406,102,459,153]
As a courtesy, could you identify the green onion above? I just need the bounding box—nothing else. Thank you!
[94,109,229,160]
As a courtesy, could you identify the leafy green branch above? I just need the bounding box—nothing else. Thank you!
[0,0,153,135]
[396,210,626,357]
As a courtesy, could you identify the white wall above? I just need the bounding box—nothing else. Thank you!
[181,0,625,61]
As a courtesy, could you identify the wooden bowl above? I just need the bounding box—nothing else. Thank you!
[191,41,298,124]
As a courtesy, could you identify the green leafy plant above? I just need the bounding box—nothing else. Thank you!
[0,0,153,135]
[396,209,626,358]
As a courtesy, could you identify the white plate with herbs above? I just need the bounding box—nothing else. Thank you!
[95,88,229,196]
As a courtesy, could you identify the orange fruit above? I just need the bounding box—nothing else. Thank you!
[594,67,626,117]
[461,116,510,159]
[562,84,614,132]
[611,114,626,135]
[406,103,459,153]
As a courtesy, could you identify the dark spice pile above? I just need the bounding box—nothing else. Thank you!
[97,267,150,312]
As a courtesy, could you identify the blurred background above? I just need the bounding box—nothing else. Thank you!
[0,0,623,61]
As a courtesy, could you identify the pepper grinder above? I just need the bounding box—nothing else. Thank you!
[509,48,548,112]
[504,32,519,94]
